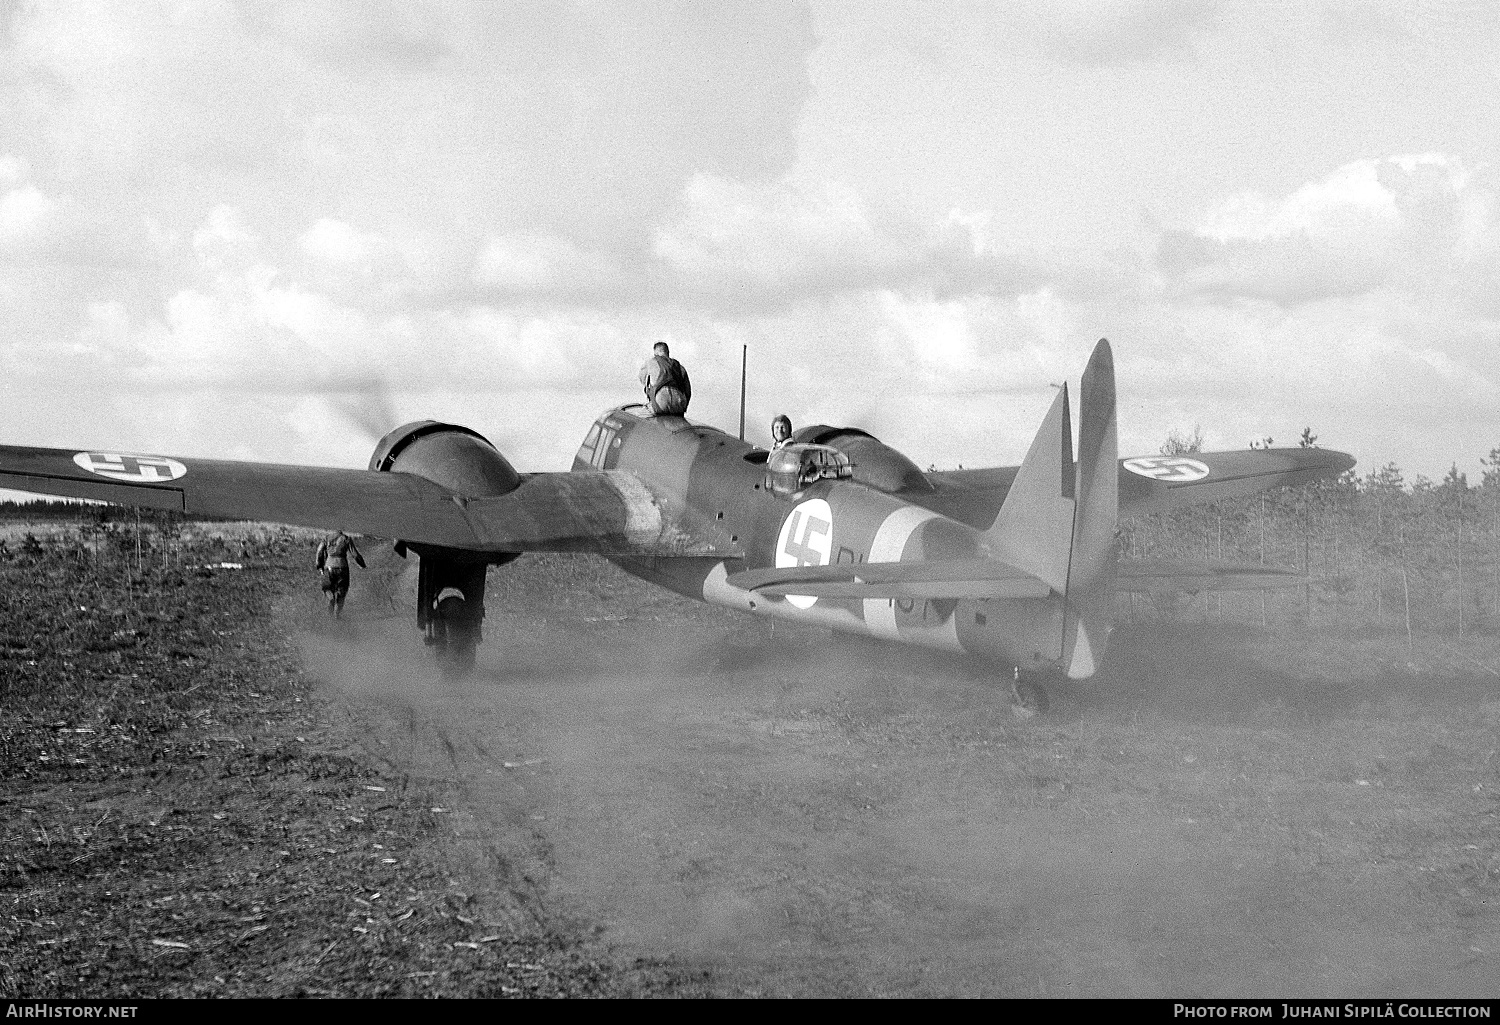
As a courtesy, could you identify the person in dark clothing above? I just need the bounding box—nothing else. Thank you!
[315,530,366,617]
[638,341,691,416]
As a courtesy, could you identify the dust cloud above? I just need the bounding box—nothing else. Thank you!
[286,551,1500,997]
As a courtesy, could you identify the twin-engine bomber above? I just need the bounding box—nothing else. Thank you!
[0,340,1352,708]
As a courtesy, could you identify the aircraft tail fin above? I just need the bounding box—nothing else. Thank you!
[983,382,1076,596]
[1061,338,1118,679]
[979,339,1117,678]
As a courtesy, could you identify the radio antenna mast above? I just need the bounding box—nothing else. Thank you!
[738,344,747,441]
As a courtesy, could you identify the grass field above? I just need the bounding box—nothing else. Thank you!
[0,526,701,997]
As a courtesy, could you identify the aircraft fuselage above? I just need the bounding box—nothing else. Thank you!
[572,405,1068,675]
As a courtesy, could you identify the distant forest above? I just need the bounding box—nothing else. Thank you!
[1125,427,1500,639]
[0,501,227,524]
[0,499,110,520]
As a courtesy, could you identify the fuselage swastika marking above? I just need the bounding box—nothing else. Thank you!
[776,498,833,610]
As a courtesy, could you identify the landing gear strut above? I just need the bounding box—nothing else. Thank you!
[1010,666,1050,717]
[417,554,488,677]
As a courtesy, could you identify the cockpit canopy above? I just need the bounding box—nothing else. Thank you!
[790,426,933,494]
[765,443,853,498]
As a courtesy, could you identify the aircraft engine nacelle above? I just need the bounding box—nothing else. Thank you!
[369,421,520,675]
[368,420,521,498]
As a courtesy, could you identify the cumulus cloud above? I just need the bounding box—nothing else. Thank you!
[1157,154,1499,310]
[2,0,816,256]
[25,204,656,404]
[300,218,380,270]
[0,1,821,467]
[829,0,1222,70]
[1319,0,1500,41]
[471,233,629,303]
[0,4,1494,483]
[0,180,144,268]
[0,184,58,242]
[650,175,946,304]
[239,0,454,72]
[454,174,1045,314]
[297,217,422,299]
[1027,0,1221,66]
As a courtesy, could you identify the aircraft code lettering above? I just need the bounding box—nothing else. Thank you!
[72,452,188,483]
[1122,456,1210,482]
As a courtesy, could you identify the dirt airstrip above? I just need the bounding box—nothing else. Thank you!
[4,523,1500,997]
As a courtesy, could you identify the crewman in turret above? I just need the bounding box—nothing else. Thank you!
[638,341,691,417]
[315,530,366,618]
[770,414,794,450]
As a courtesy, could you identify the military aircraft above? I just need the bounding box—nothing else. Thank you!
[0,339,1351,709]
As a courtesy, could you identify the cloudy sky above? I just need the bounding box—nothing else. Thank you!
[2,0,1498,496]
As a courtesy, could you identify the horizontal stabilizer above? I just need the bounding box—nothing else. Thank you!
[1117,447,1355,517]
[922,445,1355,526]
[1115,558,1306,593]
[726,559,1053,600]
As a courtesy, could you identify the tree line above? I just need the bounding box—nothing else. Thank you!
[1123,427,1500,639]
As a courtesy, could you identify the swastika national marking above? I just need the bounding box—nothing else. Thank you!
[72,452,188,483]
[1122,456,1210,482]
[783,511,831,567]
[775,498,834,610]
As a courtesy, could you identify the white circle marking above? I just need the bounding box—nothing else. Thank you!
[776,498,834,610]
[862,506,939,640]
[1122,456,1210,482]
[73,451,188,483]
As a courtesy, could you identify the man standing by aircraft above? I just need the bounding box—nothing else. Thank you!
[316,530,366,618]
[638,341,691,416]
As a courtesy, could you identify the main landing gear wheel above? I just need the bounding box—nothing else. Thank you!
[1010,668,1050,718]
[428,592,479,678]
[415,557,490,679]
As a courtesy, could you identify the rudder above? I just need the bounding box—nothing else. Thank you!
[1061,339,1118,679]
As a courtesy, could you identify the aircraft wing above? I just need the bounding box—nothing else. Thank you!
[922,447,1354,527]
[1114,558,1307,593]
[725,559,1053,600]
[0,445,741,557]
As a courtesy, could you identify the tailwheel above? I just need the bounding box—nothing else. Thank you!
[1010,667,1050,718]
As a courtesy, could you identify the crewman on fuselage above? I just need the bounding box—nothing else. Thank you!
[638,341,691,417]
[315,530,366,618]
